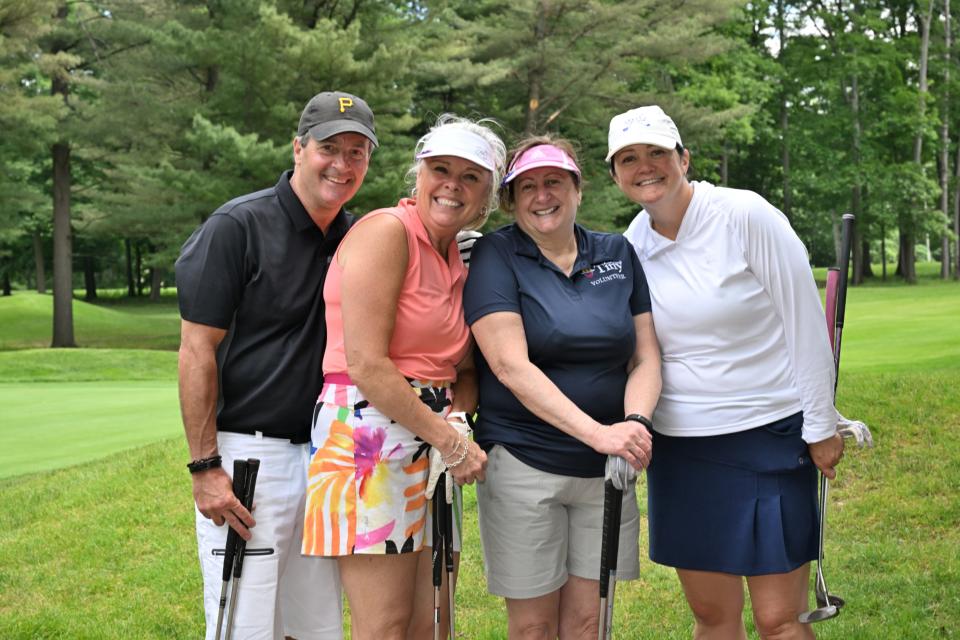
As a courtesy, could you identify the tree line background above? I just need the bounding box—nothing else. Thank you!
[1,0,958,347]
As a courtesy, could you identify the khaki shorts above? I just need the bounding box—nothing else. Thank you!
[477,445,640,599]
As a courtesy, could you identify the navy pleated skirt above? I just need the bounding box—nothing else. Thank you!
[647,412,818,576]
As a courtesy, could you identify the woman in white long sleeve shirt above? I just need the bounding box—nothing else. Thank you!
[607,105,844,640]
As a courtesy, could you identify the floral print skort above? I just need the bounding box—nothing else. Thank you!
[303,378,462,556]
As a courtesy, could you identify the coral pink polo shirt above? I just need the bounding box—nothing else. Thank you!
[322,198,470,382]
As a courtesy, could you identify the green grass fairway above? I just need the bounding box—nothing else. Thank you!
[839,280,960,372]
[0,278,958,637]
[0,381,180,478]
[0,292,180,351]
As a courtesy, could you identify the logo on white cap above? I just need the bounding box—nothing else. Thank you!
[606,105,682,162]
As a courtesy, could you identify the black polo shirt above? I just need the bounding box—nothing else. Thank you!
[175,170,353,442]
[463,223,651,477]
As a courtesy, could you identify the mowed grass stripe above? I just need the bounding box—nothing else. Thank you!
[0,348,177,382]
[0,381,181,478]
[0,292,181,351]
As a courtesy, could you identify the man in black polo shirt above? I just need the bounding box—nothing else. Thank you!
[175,91,376,640]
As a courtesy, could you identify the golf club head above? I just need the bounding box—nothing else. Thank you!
[798,604,840,624]
[816,592,846,609]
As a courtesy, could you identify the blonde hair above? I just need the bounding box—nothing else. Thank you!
[406,114,507,230]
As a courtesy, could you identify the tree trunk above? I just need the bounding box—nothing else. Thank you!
[900,0,934,284]
[1,267,10,296]
[940,0,951,278]
[83,255,97,301]
[149,266,162,301]
[135,243,143,296]
[33,230,46,294]
[721,141,729,187]
[777,0,792,222]
[524,2,547,135]
[125,238,135,296]
[850,72,870,283]
[51,139,76,347]
[898,231,917,282]
[881,223,888,280]
[955,130,960,279]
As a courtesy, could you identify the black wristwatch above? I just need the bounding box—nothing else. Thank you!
[624,414,653,431]
[187,455,222,474]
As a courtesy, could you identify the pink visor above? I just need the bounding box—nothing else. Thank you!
[502,144,581,185]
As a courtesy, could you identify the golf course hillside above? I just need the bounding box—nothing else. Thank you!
[1,274,958,638]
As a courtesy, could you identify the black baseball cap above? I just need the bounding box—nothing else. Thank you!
[297,91,378,147]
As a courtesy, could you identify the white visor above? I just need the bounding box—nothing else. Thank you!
[416,128,496,172]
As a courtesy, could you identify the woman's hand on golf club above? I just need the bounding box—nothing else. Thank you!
[809,433,845,479]
[592,421,653,470]
[447,439,487,486]
[192,467,256,540]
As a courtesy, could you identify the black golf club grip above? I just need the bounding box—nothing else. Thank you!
[232,459,260,579]
[432,478,444,587]
[608,488,623,573]
[599,479,615,596]
[221,460,248,582]
[443,490,455,574]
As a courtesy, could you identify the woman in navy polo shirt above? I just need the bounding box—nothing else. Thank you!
[607,105,845,639]
[463,136,661,637]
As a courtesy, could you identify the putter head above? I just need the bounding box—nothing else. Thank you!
[817,593,845,609]
[798,604,840,624]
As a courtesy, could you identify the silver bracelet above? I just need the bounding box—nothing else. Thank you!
[442,433,469,469]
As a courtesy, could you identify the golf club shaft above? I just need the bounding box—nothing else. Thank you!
[801,215,854,625]
[603,489,623,639]
[215,460,248,640]
[224,459,260,640]
[432,477,444,640]
[444,486,455,640]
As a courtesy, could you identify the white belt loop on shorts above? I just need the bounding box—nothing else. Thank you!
[255,430,264,440]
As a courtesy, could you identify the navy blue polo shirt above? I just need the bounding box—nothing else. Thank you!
[463,223,652,477]
[175,170,353,442]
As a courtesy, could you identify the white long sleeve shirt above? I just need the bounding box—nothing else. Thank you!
[624,181,838,443]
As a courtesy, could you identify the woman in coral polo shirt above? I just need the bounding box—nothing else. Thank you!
[302,114,505,638]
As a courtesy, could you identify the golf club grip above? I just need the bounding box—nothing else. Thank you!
[443,487,455,573]
[432,478,444,588]
[824,268,839,351]
[221,460,248,582]
[835,214,854,331]
[231,459,260,579]
[599,480,615,596]
[833,214,854,383]
[609,489,623,573]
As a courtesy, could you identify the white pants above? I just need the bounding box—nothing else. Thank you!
[196,432,342,640]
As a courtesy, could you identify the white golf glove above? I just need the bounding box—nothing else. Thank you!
[425,412,473,503]
[604,455,636,491]
[837,413,874,448]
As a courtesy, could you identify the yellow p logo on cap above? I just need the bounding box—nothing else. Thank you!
[338,97,353,113]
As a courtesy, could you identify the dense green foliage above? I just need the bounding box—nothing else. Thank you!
[2,1,958,339]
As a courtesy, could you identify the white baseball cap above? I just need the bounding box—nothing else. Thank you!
[416,127,497,173]
[605,105,683,162]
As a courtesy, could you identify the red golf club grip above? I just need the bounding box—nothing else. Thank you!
[824,268,839,351]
